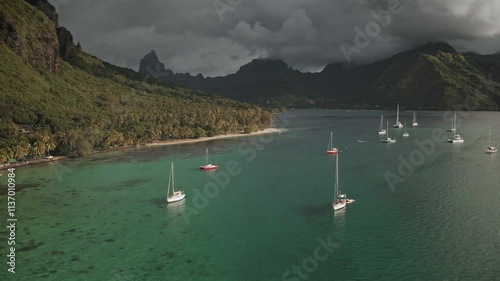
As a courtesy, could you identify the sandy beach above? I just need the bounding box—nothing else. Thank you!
[146,127,284,147]
[0,128,285,170]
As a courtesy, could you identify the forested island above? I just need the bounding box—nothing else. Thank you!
[0,0,275,165]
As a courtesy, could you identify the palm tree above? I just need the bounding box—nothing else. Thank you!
[68,129,84,153]
[0,148,12,164]
[34,132,56,157]
[105,131,125,148]
[44,135,56,157]
[13,142,30,160]
[32,141,45,159]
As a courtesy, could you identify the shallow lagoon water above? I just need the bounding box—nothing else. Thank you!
[2,109,500,280]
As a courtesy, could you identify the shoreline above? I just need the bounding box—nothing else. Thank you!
[146,127,283,147]
[0,128,285,171]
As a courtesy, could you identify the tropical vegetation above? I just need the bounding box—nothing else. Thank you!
[0,0,275,164]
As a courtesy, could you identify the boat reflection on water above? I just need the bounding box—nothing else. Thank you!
[332,206,346,219]
[166,198,186,221]
[331,207,346,244]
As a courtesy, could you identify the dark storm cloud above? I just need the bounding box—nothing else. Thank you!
[50,0,500,77]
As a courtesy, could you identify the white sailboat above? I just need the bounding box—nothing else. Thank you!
[450,134,464,143]
[200,148,218,170]
[327,131,339,154]
[378,115,386,135]
[166,162,186,203]
[412,111,418,126]
[332,154,347,211]
[382,121,396,143]
[393,104,403,128]
[403,121,409,137]
[485,128,497,153]
[447,113,464,143]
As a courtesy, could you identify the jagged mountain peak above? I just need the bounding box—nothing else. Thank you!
[321,62,354,74]
[138,49,172,77]
[414,41,457,56]
[135,42,500,109]
[147,49,158,56]
[236,58,290,76]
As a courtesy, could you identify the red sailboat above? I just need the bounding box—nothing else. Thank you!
[199,148,219,170]
[327,131,339,154]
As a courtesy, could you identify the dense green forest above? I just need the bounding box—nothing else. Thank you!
[0,0,274,164]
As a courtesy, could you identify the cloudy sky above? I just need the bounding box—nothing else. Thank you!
[50,0,500,77]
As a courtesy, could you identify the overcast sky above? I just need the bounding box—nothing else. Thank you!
[49,0,500,77]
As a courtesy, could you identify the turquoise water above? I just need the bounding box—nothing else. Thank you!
[1,109,500,280]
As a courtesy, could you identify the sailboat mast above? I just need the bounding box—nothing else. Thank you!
[167,162,173,195]
[335,154,339,197]
[396,105,399,123]
[380,115,383,130]
[172,162,175,193]
[489,128,491,147]
[454,113,457,132]
[205,148,208,164]
[386,121,389,138]
[328,132,333,150]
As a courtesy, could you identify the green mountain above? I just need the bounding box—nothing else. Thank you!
[356,43,500,109]
[0,0,273,163]
[141,43,500,110]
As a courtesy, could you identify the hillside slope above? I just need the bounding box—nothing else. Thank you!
[357,47,499,110]
[0,0,273,163]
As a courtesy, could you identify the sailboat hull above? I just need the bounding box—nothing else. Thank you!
[412,123,418,126]
[332,201,347,211]
[327,149,339,154]
[201,149,218,170]
[485,147,497,153]
[393,123,403,128]
[167,192,186,203]
[382,138,396,143]
[378,130,386,135]
[200,164,219,170]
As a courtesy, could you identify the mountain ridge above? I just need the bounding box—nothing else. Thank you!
[139,42,500,109]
